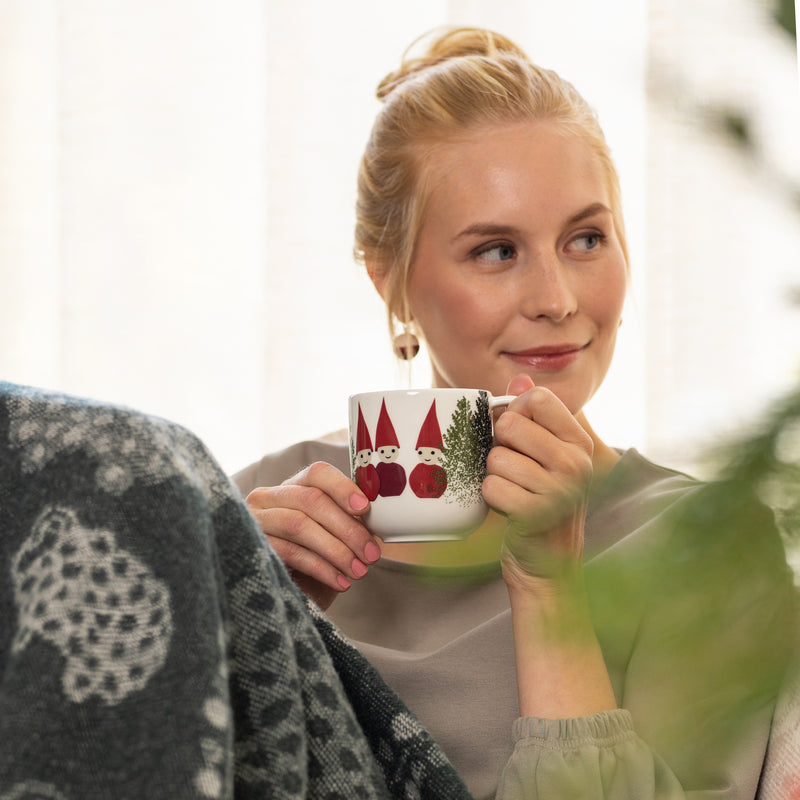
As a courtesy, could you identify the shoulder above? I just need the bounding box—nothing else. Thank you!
[609,450,792,595]
[232,431,350,496]
[589,449,792,584]
[587,449,702,545]
[606,448,700,498]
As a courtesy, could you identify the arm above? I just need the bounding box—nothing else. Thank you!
[506,575,616,720]
[486,376,793,798]
[484,375,616,720]
[496,560,791,800]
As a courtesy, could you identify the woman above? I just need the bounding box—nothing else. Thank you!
[235,28,794,799]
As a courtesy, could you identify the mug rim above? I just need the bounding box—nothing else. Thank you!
[349,387,488,402]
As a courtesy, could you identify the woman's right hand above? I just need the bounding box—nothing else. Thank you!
[244,461,382,610]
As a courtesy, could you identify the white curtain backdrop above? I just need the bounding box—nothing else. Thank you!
[1,0,798,476]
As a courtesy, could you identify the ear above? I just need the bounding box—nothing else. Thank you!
[366,260,389,300]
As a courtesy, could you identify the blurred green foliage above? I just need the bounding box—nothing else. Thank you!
[773,0,797,39]
[417,380,800,761]
[710,381,800,547]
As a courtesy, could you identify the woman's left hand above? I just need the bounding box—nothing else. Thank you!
[483,373,594,593]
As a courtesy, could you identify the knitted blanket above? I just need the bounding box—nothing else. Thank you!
[0,382,473,800]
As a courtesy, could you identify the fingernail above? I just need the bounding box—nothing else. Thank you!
[364,541,381,563]
[351,558,368,578]
[337,574,351,590]
[350,493,369,512]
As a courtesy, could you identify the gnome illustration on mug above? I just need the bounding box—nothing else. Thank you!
[375,398,407,497]
[354,403,380,500]
[409,400,448,499]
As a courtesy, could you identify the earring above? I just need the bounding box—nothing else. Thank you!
[392,326,420,360]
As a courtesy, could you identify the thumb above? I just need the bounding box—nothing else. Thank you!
[506,372,535,397]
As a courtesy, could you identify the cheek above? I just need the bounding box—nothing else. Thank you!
[590,263,627,328]
[410,275,506,342]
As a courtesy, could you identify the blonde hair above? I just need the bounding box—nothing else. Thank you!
[354,27,629,340]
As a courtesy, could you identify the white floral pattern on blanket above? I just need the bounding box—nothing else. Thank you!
[11,506,173,705]
[6,391,231,507]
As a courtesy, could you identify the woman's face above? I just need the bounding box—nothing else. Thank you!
[406,121,627,415]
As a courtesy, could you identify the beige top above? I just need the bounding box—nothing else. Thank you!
[234,437,794,800]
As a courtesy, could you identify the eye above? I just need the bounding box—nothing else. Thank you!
[476,242,516,263]
[569,232,605,253]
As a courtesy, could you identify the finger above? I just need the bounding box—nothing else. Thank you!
[290,461,373,517]
[259,502,373,584]
[487,438,593,531]
[501,387,593,453]
[266,522,361,594]
[486,444,554,495]
[483,468,587,536]
[248,462,381,563]
[493,411,552,467]
[506,372,535,397]
[249,486,380,572]
[484,450,587,507]
[492,414,590,479]
[289,462,382,562]
[484,444,571,518]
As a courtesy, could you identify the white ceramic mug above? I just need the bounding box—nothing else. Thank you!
[348,388,514,542]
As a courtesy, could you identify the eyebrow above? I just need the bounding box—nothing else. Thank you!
[451,202,612,243]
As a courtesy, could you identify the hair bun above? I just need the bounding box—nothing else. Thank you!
[376,27,529,101]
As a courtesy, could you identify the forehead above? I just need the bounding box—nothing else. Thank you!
[421,121,609,224]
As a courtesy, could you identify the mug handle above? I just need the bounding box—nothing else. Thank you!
[488,394,516,410]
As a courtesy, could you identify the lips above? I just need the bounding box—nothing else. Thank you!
[502,343,587,371]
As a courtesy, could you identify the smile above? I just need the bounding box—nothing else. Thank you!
[502,343,588,371]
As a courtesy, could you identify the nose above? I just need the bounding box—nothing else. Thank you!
[519,250,578,322]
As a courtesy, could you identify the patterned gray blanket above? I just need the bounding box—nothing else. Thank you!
[0,382,473,800]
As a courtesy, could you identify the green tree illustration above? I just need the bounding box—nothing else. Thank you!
[441,392,493,506]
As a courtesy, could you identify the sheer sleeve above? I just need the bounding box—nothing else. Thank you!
[496,711,686,798]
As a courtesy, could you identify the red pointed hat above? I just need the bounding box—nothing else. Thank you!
[375,398,400,448]
[415,400,443,449]
[356,404,373,452]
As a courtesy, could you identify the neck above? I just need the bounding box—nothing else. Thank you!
[575,410,620,491]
